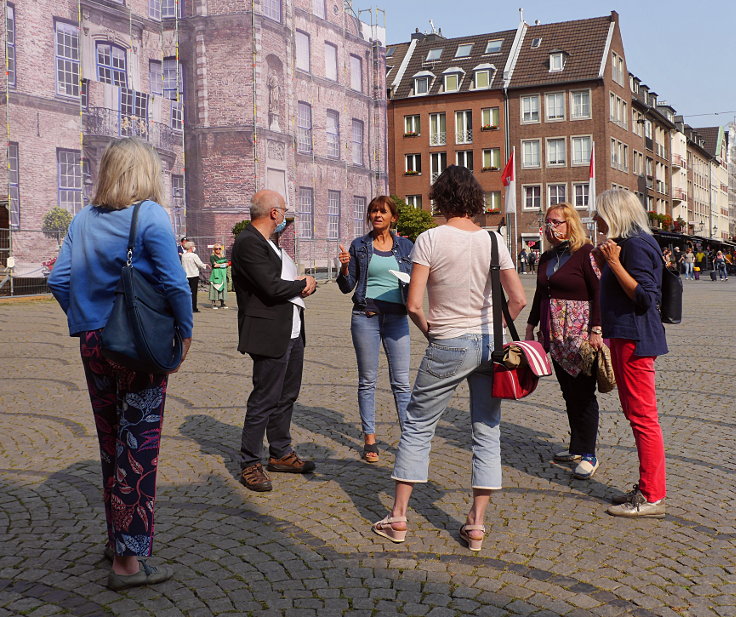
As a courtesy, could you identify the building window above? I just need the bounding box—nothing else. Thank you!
[644,119,652,139]
[548,183,566,206]
[485,39,502,54]
[81,79,89,108]
[57,149,83,214]
[263,0,281,22]
[149,60,163,95]
[326,109,340,159]
[324,42,338,81]
[573,183,590,209]
[545,92,564,121]
[482,148,500,170]
[171,101,183,130]
[611,52,625,85]
[297,102,312,154]
[481,107,499,129]
[351,119,364,166]
[120,88,149,137]
[162,0,181,18]
[296,30,310,72]
[456,150,473,171]
[484,191,501,211]
[426,48,442,61]
[6,4,15,87]
[546,138,566,166]
[531,37,542,48]
[430,152,447,182]
[163,57,182,100]
[521,139,541,168]
[455,43,473,57]
[414,76,429,95]
[474,70,490,89]
[405,153,421,174]
[523,185,541,210]
[521,95,540,123]
[571,135,592,165]
[171,174,185,231]
[429,112,446,146]
[297,187,314,239]
[313,0,326,18]
[352,196,366,237]
[327,190,340,240]
[404,114,420,136]
[443,73,460,92]
[570,90,591,119]
[149,0,162,19]
[455,110,472,144]
[96,43,127,87]
[55,22,80,98]
[8,142,20,229]
[406,195,422,209]
[549,52,564,72]
[350,54,363,92]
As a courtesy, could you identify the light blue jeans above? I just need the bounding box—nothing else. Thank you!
[351,311,411,435]
[683,262,694,279]
[392,334,503,489]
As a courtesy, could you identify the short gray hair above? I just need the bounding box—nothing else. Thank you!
[250,189,284,220]
[596,189,651,239]
[184,241,195,250]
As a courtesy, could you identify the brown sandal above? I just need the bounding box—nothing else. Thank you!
[362,443,379,463]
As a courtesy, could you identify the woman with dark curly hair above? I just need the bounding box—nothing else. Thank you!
[371,165,526,551]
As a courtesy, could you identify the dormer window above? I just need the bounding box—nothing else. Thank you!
[549,52,565,72]
[472,63,495,89]
[455,43,473,58]
[485,39,503,54]
[386,47,395,58]
[412,70,435,96]
[442,66,464,93]
[426,48,442,61]
[531,37,542,48]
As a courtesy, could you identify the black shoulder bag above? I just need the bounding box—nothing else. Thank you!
[101,202,184,374]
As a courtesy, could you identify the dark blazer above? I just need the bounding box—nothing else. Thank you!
[231,224,307,358]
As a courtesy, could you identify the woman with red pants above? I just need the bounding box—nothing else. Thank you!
[594,189,668,518]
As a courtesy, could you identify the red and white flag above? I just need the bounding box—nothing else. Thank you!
[588,142,596,215]
[501,148,516,214]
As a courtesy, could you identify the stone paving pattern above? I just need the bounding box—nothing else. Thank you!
[0,277,734,617]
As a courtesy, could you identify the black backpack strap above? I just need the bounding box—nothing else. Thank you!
[126,202,142,266]
[488,231,519,361]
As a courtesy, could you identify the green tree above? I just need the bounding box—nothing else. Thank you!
[232,219,250,237]
[41,207,73,245]
[394,196,436,242]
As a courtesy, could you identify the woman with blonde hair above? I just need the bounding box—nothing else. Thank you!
[209,243,230,308]
[48,137,192,589]
[525,203,603,479]
[594,189,668,518]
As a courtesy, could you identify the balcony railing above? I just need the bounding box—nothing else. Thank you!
[672,188,686,201]
[431,171,441,183]
[672,153,686,169]
[429,132,446,146]
[83,107,181,152]
[456,129,473,144]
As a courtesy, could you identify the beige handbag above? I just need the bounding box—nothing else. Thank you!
[579,340,616,393]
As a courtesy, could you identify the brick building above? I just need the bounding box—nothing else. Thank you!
[1,0,387,282]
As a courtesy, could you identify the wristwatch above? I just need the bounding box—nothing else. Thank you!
[589,326,602,335]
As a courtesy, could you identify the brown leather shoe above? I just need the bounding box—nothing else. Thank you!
[267,451,316,474]
[240,463,272,491]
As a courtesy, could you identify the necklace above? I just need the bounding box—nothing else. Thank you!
[552,243,569,273]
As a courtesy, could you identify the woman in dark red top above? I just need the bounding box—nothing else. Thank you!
[525,204,604,479]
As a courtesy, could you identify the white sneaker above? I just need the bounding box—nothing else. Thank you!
[573,456,599,479]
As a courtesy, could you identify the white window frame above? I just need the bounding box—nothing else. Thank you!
[297,187,314,239]
[455,110,472,144]
[482,148,501,170]
[351,119,364,166]
[573,183,590,210]
[571,135,592,166]
[263,0,281,22]
[405,195,422,209]
[297,101,313,154]
[426,48,442,61]
[430,152,447,183]
[324,42,338,81]
[295,30,310,73]
[481,107,499,129]
[55,21,80,98]
[549,52,564,72]
[456,150,473,171]
[521,95,540,123]
[455,43,473,57]
[484,191,501,211]
[405,153,421,174]
[546,137,566,167]
[404,114,420,135]
[570,89,591,120]
[485,39,502,54]
[429,112,446,146]
[326,109,340,159]
[149,60,163,95]
[521,139,541,168]
[350,54,362,92]
[414,76,429,95]
[352,196,366,237]
[443,73,460,93]
[547,183,567,207]
[327,190,340,240]
[522,184,542,211]
[474,70,490,89]
[545,92,565,121]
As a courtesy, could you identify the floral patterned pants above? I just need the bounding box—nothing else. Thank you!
[80,330,168,557]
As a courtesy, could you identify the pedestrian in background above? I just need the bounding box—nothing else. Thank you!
[594,189,668,518]
[181,241,208,312]
[371,166,526,552]
[526,204,603,480]
[714,251,728,281]
[209,243,230,308]
[681,248,695,280]
[48,137,192,589]
[337,195,413,463]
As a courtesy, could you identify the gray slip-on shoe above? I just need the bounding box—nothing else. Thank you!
[107,561,174,591]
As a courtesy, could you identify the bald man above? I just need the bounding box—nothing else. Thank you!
[231,190,317,491]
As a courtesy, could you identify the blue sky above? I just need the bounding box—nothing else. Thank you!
[354,0,736,130]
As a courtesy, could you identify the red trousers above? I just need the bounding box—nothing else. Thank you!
[609,339,666,502]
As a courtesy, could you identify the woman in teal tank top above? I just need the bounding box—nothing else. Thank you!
[337,197,414,463]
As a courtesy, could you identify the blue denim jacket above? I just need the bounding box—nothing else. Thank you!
[336,233,414,309]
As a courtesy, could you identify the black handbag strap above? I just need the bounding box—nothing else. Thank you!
[126,202,143,266]
[488,231,519,360]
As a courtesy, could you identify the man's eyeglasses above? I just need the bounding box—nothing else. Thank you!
[545,219,567,228]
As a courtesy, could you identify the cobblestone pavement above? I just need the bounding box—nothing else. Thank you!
[1,277,734,617]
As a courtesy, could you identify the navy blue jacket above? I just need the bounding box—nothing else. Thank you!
[600,231,668,357]
[336,232,413,309]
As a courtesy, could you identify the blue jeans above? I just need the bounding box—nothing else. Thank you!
[392,334,503,489]
[683,262,694,279]
[351,311,411,435]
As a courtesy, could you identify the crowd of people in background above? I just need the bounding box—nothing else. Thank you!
[661,244,732,281]
[46,138,676,590]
